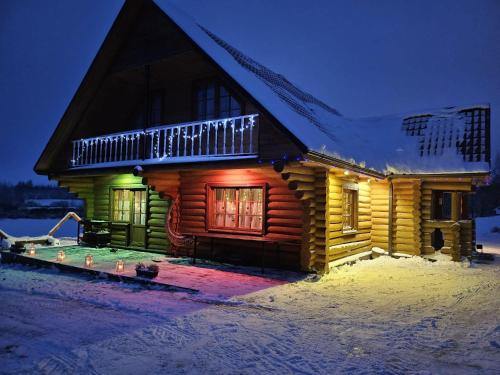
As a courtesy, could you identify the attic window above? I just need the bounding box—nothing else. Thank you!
[194,81,241,120]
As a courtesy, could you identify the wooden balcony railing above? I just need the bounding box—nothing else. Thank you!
[70,114,259,168]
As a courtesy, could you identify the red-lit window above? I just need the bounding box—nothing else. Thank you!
[207,185,265,234]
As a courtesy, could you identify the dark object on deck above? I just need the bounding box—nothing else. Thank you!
[80,220,111,247]
[10,243,26,254]
[135,263,160,278]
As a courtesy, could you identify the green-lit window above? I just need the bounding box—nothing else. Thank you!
[113,189,131,222]
[113,189,147,224]
[133,190,147,225]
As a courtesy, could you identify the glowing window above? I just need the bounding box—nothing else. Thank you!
[208,185,264,233]
[342,185,358,232]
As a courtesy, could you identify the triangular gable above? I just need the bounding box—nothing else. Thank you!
[36,0,490,176]
[34,0,145,174]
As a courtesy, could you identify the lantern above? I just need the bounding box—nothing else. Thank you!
[56,250,65,262]
[115,260,125,273]
[85,255,94,267]
[27,243,36,256]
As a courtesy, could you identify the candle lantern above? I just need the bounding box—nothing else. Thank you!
[28,243,36,256]
[56,250,65,262]
[85,255,94,267]
[115,260,125,273]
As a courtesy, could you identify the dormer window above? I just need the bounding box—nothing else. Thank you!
[194,80,242,120]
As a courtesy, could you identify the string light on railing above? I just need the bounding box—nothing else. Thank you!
[71,115,258,165]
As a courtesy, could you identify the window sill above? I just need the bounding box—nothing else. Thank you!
[341,229,358,236]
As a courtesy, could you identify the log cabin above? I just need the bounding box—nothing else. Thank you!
[34,0,491,273]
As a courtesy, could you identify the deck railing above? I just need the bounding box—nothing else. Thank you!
[70,114,258,168]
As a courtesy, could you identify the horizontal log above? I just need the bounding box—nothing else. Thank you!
[268,194,298,202]
[288,181,315,191]
[180,220,205,228]
[182,194,205,202]
[181,209,205,216]
[149,206,167,214]
[147,219,167,226]
[295,190,315,200]
[182,201,206,209]
[268,226,303,235]
[281,172,316,183]
[268,201,303,210]
[268,217,303,227]
[267,209,304,218]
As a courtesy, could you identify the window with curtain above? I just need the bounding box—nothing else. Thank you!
[133,190,147,225]
[208,185,264,233]
[342,185,358,232]
[113,189,131,222]
[112,189,147,224]
[194,81,242,120]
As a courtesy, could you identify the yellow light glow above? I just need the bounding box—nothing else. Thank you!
[85,255,94,267]
[344,170,350,175]
[115,260,125,273]
[28,243,36,256]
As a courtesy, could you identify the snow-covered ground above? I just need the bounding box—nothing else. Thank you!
[0,217,499,374]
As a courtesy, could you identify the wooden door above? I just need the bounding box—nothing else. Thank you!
[130,190,147,247]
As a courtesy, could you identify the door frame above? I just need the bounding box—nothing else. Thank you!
[109,185,149,248]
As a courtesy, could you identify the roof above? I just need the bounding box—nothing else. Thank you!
[155,0,490,175]
[35,0,491,176]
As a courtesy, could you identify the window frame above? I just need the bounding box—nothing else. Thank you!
[206,183,266,235]
[192,78,244,121]
[431,190,473,221]
[111,187,148,225]
[341,183,359,234]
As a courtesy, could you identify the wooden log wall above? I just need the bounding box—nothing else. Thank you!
[370,180,389,250]
[420,177,474,256]
[56,174,170,252]
[147,190,170,251]
[273,162,328,272]
[459,219,475,256]
[56,176,95,218]
[143,166,303,269]
[391,179,421,255]
[141,171,180,252]
[326,172,372,265]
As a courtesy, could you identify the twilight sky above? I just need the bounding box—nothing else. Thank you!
[0,0,499,183]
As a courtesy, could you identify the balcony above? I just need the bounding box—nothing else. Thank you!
[70,114,259,169]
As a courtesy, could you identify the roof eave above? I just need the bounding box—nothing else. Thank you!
[304,151,386,179]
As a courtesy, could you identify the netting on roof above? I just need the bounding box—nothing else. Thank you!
[402,107,490,163]
[199,26,341,134]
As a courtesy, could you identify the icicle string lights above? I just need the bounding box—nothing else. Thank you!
[71,114,258,166]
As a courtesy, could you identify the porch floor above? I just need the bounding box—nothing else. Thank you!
[2,245,303,298]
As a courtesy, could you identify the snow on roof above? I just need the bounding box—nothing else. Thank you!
[156,1,490,175]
